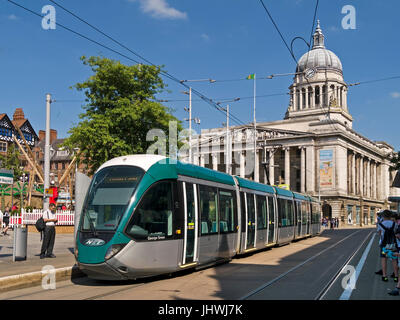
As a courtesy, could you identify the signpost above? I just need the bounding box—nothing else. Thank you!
[0,169,14,185]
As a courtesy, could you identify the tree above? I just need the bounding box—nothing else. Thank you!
[0,144,24,180]
[391,151,400,171]
[64,56,182,175]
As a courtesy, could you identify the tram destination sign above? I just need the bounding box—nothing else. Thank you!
[0,169,13,185]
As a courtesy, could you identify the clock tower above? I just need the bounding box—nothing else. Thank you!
[285,21,353,128]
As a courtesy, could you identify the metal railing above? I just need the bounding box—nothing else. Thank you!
[7,209,75,227]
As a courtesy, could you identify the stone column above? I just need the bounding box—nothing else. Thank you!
[284,147,290,187]
[373,162,377,199]
[366,160,371,198]
[293,87,297,111]
[336,145,348,194]
[359,156,364,197]
[300,146,306,193]
[382,162,390,201]
[212,153,218,171]
[240,151,245,178]
[352,152,356,195]
[199,154,205,167]
[254,149,260,183]
[269,149,275,186]
[306,146,315,193]
[306,88,310,109]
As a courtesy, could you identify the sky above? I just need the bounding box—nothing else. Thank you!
[1,0,399,150]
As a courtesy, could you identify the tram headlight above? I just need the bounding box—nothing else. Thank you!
[104,244,127,261]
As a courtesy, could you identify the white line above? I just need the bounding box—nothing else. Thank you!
[240,229,363,300]
[339,232,376,300]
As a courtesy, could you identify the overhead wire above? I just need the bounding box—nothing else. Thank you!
[7,0,247,126]
[46,0,249,126]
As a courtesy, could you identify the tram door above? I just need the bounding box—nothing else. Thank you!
[182,182,198,265]
[246,193,256,249]
[267,196,275,244]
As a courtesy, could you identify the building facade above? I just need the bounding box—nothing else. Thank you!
[188,21,400,226]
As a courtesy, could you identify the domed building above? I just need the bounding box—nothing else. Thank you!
[285,20,352,129]
[189,21,400,226]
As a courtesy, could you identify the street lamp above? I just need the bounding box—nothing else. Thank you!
[18,168,28,210]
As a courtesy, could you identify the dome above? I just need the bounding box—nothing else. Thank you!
[296,20,343,74]
[297,48,342,73]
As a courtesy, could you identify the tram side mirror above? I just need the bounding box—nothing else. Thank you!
[127,225,149,240]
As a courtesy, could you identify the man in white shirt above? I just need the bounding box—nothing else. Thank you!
[40,203,58,259]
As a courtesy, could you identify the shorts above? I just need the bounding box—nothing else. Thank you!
[380,245,398,259]
[3,218,9,227]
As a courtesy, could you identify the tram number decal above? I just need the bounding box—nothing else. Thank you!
[85,238,106,246]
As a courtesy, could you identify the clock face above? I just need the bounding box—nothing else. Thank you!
[304,68,316,79]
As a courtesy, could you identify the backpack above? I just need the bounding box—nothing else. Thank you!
[379,221,397,250]
[35,217,46,232]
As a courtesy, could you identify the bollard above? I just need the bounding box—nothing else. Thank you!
[13,225,28,261]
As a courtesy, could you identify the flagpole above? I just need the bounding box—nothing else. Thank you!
[253,73,257,182]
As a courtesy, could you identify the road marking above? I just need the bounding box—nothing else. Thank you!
[240,229,363,300]
[339,232,376,300]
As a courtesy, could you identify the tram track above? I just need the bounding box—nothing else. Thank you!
[239,228,371,300]
[315,229,374,300]
[3,228,375,300]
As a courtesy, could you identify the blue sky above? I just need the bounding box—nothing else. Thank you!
[1,0,399,150]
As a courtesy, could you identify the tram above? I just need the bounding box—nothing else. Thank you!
[75,155,321,280]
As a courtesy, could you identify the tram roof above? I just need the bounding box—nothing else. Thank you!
[175,161,236,185]
[235,176,275,194]
[274,186,293,198]
[292,192,309,201]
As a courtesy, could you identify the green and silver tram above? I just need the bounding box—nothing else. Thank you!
[75,155,321,280]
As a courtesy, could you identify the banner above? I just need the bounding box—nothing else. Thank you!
[319,149,333,188]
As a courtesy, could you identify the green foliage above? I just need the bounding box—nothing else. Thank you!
[0,144,24,180]
[64,56,182,175]
[391,151,400,171]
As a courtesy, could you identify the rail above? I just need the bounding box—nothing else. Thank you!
[7,209,75,227]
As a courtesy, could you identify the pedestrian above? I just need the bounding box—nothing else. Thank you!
[2,207,10,236]
[376,210,398,282]
[40,203,58,259]
[388,216,400,295]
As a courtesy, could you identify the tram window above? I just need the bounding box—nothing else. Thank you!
[246,193,255,226]
[219,189,236,233]
[185,183,196,227]
[81,165,144,232]
[240,192,246,232]
[301,201,308,224]
[267,196,274,221]
[126,181,174,240]
[287,200,294,226]
[277,198,294,227]
[199,185,218,235]
[311,203,321,223]
[256,195,267,230]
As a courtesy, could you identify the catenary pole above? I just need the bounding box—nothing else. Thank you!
[44,93,51,211]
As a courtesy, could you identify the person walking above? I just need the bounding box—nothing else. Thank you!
[40,203,58,259]
[2,207,10,236]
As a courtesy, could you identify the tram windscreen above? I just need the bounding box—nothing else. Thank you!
[81,165,144,232]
